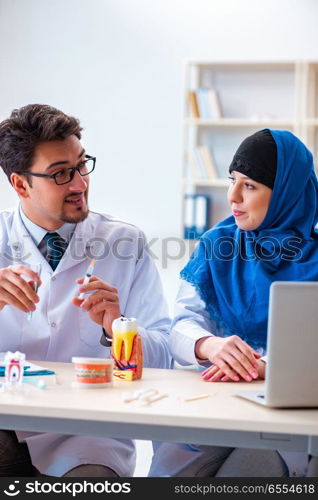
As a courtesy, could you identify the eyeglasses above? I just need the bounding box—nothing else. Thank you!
[20,155,96,185]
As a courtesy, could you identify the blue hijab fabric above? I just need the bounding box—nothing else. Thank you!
[181,130,318,349]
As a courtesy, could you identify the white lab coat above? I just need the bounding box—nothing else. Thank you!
[0,207,172,476]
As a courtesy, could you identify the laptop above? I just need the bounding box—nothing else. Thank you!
[236,281,318,408]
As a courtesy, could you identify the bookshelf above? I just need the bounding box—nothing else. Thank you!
[181,60,318,239]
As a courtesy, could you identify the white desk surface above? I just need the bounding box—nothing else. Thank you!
[0,362,317,439]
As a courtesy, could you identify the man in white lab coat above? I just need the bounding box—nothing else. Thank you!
[0,104,171,477]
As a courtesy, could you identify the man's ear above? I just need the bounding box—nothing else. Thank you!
[10,173,31,199]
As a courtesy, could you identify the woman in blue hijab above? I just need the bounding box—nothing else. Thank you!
[183,128,318,383]
[149,129,318,477]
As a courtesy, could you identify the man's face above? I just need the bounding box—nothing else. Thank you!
[20,135,90,230]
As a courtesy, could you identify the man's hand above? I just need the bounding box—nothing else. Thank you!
[195,335,261,382]
[0,265,41,313]
[72,276,121,334]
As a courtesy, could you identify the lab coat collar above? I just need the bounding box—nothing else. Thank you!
[8,207,97,275]
[8,208,52,273]
[19,205,75,247]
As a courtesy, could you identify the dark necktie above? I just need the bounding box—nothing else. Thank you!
[43,232,67,271]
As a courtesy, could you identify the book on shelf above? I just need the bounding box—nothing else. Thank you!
[205,88,222,119]
[196,145,219,179]
[190,88,223,119]
[196,88,209,119]
[188,90,200,118]
[188,150,202,179]
[184,193,210,239]
[188,146,219,180]
[192,148,207,179]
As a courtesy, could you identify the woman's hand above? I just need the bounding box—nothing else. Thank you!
[254,358,266,379]
[200,357,266,382]
[195,335,261,382]
[72,276,121,334]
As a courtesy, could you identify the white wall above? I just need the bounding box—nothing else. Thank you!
[1,0,318,303]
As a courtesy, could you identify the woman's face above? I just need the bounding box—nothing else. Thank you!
[227,170,272,231]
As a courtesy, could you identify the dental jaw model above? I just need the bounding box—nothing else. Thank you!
[111,317,143,381]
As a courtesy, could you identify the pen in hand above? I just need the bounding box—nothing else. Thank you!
[27,263,42,321]
[78,259,95,300]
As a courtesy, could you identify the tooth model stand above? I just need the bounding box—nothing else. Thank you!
[111,317,143,381]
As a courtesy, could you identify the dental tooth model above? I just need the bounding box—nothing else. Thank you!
[111,317,143,381]
[4,351,25,388]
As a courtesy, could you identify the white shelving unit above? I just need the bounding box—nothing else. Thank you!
[181,60,318,238]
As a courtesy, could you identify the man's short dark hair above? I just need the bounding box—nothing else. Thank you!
[0,104,82,184]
